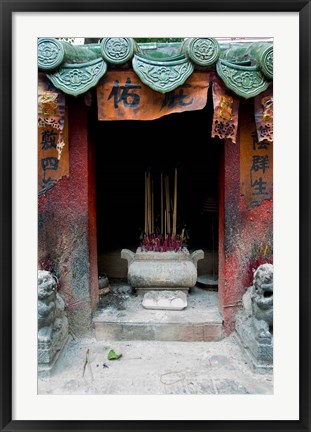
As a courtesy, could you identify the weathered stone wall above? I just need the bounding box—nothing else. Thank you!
[38,96,98,337]
[218,102,273,334]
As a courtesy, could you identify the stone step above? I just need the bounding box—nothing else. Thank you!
[93,285,224,342]
[94,321,223,342]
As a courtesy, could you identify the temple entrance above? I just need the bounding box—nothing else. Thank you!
[37,37,274,382]
[92,90,224,341]
[95,91,221,287]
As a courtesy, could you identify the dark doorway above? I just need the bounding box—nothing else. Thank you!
[94,88,221,281]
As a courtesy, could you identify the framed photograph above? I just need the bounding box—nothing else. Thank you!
[1,0,310,430]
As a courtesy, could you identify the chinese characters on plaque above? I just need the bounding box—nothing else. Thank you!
[240,100,273,208]
[97,71,210,121]
[38,74,69,195]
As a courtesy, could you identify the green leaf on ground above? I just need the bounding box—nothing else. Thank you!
[108,349,122,360]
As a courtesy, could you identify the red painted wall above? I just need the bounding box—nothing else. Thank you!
[38,95,98,336]
[218,103,273,334]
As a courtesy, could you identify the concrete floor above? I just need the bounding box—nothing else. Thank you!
[38,283,273,395]
[38,334,273,395]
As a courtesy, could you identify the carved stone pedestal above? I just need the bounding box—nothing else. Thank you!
[235,314,273,372]
[142,290,187,310]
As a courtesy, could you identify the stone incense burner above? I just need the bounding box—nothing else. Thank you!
[121,248,204,294]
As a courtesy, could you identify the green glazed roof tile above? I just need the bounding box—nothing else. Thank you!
[132,54,194,93]
[47,58,107,96]
[100,37,136,65]
[38,38,273,98]
[38,38,65,71]
[216,58,270,99]
[183,37,220,67]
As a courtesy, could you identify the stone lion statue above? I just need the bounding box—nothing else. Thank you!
[252,263,273,341]
[38,270,68,370]
[38,270,57,331]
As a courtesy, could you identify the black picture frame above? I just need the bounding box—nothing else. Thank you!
[1,1,310,431]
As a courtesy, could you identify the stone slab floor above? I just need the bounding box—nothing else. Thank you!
[93,285,223,342]
[38,334,273,395]
[93,285,222,325]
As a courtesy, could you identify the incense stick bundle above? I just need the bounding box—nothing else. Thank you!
[165,175,171,235]
[151,180,154,233]
[147,172,151,234]
[161,173,163,235]
[173,167,177,237]
[144,171,147,233]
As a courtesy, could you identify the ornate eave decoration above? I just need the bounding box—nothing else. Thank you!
[38,38,273,98]
[257,45,273,80]
[221,43,273,81]
[38,38,65,71]
[47,58,107,97]
[100,37,136,65]
[132,55,194,93]
[183,37,220,67]
[216,59,270,99]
